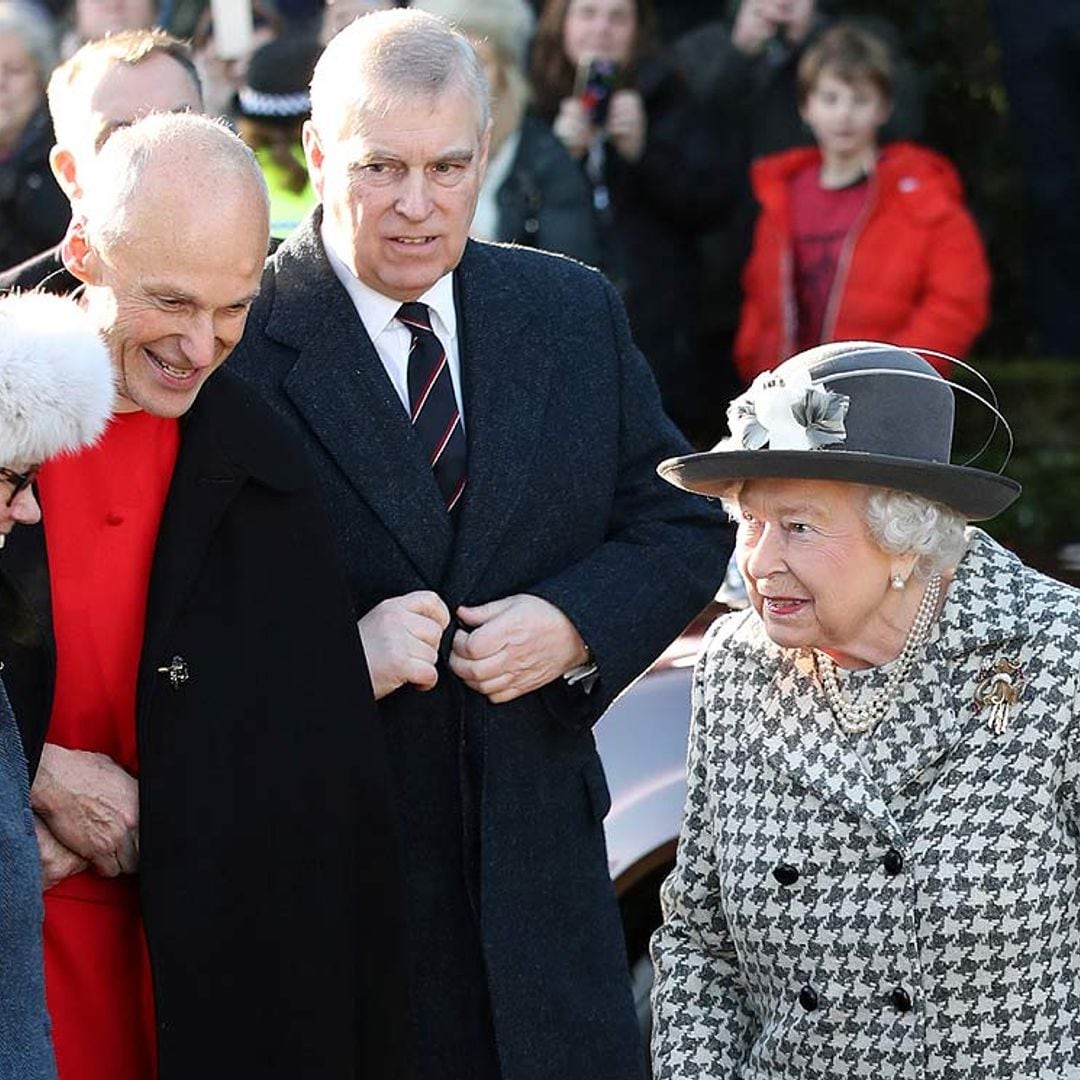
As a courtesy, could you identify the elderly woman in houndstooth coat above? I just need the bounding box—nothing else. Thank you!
[650,340,1080,1079]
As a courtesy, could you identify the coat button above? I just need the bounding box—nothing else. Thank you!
[882,849,904,876]
[773,863,799,886]
[890,987,912,1013]
[798,985,819,1012]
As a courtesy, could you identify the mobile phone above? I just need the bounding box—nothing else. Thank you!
[574,57,619,127]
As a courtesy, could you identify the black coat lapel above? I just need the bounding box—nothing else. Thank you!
[139,372,306,708]
[140,383,242,708]
[266,220,453,586]
[443,243,559,602]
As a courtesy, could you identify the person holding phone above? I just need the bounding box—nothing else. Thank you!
[530,0,738,446]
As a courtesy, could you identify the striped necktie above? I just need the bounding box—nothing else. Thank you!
[397,302,467,513]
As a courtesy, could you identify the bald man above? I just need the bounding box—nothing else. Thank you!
[0,113,405,1080]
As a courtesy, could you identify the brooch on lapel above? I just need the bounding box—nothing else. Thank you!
[973,657,1026,735]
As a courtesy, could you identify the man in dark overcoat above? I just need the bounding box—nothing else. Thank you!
[0,113,406,1079]
[227,10,732,1080]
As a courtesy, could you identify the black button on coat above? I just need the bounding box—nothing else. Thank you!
[773,863,799,886]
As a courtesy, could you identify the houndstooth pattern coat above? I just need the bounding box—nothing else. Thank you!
[651,530,1080,1079]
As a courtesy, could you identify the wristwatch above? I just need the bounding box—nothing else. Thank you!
[563,645,599,692]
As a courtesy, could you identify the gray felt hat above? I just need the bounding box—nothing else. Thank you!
[658,341,1021,521]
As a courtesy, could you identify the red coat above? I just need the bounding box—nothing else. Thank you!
[734,141,990,384]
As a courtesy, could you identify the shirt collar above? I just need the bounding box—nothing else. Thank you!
[320,221,458,343]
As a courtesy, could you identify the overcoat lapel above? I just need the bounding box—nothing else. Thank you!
[268,218,453,586]
[739,646,903,844]
[443,243,560,603]
[139,374,310,710]
[139,385,246,708]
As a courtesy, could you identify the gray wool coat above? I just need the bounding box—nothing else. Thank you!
[228,214,733,1080]
[652,530,1080,1079]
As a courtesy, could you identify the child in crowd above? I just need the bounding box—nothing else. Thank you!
[735,23,989,383]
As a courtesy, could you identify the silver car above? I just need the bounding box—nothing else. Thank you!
[595,605,719,1036]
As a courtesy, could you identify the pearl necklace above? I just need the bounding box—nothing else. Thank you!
[813,573,943,735]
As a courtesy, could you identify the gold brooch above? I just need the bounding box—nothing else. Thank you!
[973,658,1025,735]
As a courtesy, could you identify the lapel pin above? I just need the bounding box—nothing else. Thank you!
[156,655,190,690]
[973,657,1025,735]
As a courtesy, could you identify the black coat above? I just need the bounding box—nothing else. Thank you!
[228,218,733,1080]
[0,370,407,1080]
[0,109,69,274]
[493,112,600,266]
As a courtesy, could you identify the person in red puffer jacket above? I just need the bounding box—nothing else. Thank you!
[735,22,989,385]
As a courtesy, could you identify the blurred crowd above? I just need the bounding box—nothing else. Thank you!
[0,0,1075,447]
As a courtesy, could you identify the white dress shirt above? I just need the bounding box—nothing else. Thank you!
[321,224,465,426]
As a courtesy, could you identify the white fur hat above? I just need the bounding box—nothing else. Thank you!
[0,291,115,466]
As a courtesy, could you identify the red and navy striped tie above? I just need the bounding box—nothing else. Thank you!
[397,302,467,514]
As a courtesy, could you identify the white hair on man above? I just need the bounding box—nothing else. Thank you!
[0,292,114,465]
[78,111,269,252]
[310,7,491,140]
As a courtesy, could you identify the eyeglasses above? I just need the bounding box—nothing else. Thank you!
[0,465,40,508]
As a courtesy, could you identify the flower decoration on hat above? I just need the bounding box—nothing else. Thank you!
[725,367,850,452]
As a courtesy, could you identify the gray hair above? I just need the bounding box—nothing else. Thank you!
[0,0,59,88]
[82,112,268,250]
[310,7,491,140]
[721,482,969,576]
[862,487,968,576]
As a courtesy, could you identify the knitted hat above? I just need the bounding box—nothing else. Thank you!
[658,341,1021,521]
[0,291,115,466]
[234,35,323,120]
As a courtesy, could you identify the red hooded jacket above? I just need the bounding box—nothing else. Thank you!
[734,141,990,384]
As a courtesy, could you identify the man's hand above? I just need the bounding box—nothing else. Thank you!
[34,814,90,890]
[358,590,451,699]
[449,595,589,704]
[607,90,647,163]
[31,743,139,877]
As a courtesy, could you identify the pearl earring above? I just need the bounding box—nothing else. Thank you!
[891,573,905,591]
